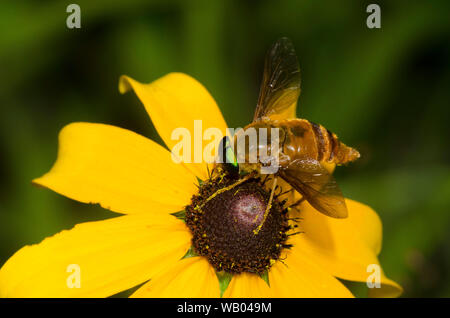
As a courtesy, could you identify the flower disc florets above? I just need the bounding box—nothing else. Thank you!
[185,168,291,274]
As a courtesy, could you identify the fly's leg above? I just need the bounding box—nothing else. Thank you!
[197,172,256,210]
[254,177,278,235]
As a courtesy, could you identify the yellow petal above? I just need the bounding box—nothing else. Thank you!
[268,247,354,298]
[33,122,198,214]
[290,198,403,297]
[119,73,228,179]
[0,213,191,297]
[224,273,273,298]
[131,257,220,298]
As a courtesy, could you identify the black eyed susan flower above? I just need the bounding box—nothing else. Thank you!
[0,73,402,297]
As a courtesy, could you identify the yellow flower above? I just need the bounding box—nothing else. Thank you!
[0,73,402,298]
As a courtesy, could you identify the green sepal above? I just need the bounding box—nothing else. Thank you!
[259,270,270,287]
[170,210,186,222]
[216,271,233,298]
[181,246,198,259]
[196,177,204,186]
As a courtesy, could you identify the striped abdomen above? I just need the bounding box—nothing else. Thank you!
[274,118,360,166]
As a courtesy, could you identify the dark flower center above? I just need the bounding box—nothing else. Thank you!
[185,169,291,274]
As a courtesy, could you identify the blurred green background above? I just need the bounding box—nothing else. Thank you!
[1,0,449,297]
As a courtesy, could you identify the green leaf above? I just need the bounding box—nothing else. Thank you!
[216,271,233,297]
[259,270,270,287]
[170,210,186,222]
[181,246,198,260]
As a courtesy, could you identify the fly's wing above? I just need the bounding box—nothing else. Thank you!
[253,37,301,122]
[278,158,348,218]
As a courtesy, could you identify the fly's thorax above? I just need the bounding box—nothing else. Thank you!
[233,120,285,174]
